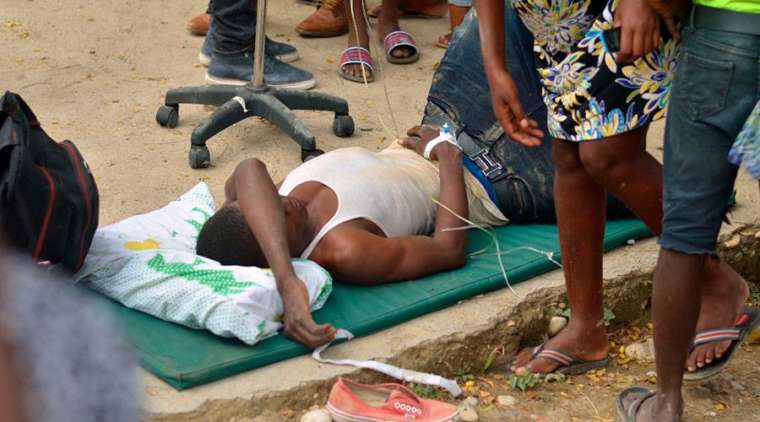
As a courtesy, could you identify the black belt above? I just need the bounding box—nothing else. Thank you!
[692,5,760,35]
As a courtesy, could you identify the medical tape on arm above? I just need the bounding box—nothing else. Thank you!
[423,132,461,160]
[312,329,463,397]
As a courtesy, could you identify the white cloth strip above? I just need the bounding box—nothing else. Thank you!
[313,329,463,397]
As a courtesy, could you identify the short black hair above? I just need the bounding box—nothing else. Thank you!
[196,205,267,267]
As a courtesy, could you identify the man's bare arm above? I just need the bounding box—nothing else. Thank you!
[229,159,335,347]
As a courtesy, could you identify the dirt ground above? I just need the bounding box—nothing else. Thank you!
[4,0,760,421]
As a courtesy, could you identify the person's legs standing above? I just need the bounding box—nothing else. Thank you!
[637,25,760,421]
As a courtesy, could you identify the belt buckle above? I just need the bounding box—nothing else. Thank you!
[471,149,507,182]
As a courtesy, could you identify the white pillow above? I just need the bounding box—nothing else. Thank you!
[76,183,332,345]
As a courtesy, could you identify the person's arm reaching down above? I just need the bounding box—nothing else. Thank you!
[227,159,336,348]
[323,126,470,285]
[474,0,544,146]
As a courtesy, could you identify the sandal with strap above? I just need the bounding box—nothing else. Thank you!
[383,31,420,64]
[684,306,760,381]
[338,47,375,83]
[518,342,609,376]
[616,387,656,422]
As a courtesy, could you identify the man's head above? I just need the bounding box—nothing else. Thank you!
[196,198,311,267]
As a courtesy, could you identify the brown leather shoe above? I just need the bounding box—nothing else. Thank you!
[295,0,348,38]
[186,13,210,36]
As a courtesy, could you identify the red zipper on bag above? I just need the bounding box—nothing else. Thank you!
[32,166,56,260]
[61,141,93,270]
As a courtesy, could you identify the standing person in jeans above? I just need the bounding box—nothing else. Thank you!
[617,3,760,421]
[203,0,318,89]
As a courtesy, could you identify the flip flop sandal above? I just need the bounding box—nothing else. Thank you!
[383,31,420,65]
[616,387,655,422]
[436,32,452,48]
[684,305,760,382]
[519,343,610,376]
[338,47,375,83]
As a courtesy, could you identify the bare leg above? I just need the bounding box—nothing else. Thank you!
[632,249,704,422]
[343,0,373,79]
[578,128,748,374]
[513,127,748,375]
[512,138,609,374]
[437,4,469,47]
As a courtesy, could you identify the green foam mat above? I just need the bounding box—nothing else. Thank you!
[84,220,650,390]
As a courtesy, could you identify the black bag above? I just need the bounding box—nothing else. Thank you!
[0,91,99,272]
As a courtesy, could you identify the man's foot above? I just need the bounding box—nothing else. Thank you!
[436,32,452,48]
[686,261,749,373]
[617,388,682,422]
[377,9,418,63]
[296,0,348,38]
[206,51,316,90]
[186,13,210,36]
[511,320,609,375]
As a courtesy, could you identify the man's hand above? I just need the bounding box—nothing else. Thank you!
[280,276,336,348]
[487,70,544,147]
[614,0,661,63]
[645,0,690,39]
[400,125,461,161]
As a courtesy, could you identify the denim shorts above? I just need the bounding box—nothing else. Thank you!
[660,25,760,256]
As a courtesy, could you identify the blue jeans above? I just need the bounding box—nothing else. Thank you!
[660,24,760,256]
[209,0,257,55]
[422,8,630,222]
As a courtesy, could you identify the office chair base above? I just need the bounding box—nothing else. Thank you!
[156,83,354,169]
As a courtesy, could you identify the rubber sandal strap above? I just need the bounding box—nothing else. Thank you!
[339,47,374,72]
[692,327,741,348]
[535,347,577,367]
[626,390,655,420]
[383,30,418,54]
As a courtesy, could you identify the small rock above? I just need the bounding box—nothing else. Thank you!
[704,381,724,394]
[754,230,760,239]
[646,371,657,379]
[497,395,516,407]
[548,316,568,337]
[626,239,635,245]
[461,396,479,407]
[705,411,718,417]
[458,405,479,421]
[724,235,741,249]
[625,339,655,363]
[730,381,745,391]
[507,320,516,327]
[300,408,332,422]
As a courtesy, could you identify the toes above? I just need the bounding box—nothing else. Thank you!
[686,350,698,372]
[391,46,414,59]
[524,356,558,375]
[704,345,716,365]
[715,340,730,359]
[510,348,535,370]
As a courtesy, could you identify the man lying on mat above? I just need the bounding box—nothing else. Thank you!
[195,8,631,348]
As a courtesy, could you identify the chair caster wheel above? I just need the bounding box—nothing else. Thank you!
[301,148,324,162]
[189,145,210,169]
[333,114,354,137]
[156,105,179,128]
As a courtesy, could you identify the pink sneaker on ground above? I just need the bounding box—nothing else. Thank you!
[327,377,459,421]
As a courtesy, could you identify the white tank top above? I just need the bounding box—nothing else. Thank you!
[278,143,507,258]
